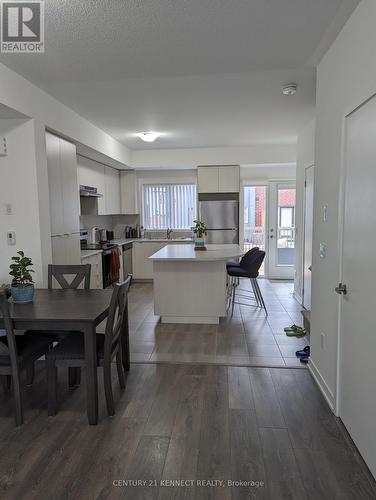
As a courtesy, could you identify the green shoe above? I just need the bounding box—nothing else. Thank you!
[284,324,306,337]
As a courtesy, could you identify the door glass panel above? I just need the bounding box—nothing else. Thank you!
[243,186,266,275]
[277,188,296,265]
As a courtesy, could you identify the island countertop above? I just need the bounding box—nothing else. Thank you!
[149,244,243,262]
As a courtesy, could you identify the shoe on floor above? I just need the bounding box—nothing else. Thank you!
[285,325,306,337]
[300,356,309,364]
[296,346,310,357]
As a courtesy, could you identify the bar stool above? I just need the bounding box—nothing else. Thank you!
[227,249,267,316]
[226,247,259,287]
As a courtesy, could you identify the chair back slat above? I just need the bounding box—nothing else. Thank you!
[48,264,91,290]
[104,276,132,364]
[0,290,19,368]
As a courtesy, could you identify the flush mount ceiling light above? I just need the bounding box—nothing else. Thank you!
[136,131,161,143]
[282,84,298,96]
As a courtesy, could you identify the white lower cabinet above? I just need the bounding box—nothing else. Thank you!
[132,242,192,280]
[80,252,103,289]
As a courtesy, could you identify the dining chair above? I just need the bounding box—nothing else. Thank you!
[26,264,91,388]
[46,276,132,418]
[0,289,51,426]
[48,264,91,290]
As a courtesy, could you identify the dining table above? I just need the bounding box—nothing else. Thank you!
[0,288,130,425]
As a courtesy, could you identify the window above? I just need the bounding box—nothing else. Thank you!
[279,207,295,228]
[142,184,197,229]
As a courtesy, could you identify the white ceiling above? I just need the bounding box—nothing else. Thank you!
[0,0,360,150]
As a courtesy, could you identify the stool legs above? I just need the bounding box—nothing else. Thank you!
[252,278,268,316]
[228,276,268,316]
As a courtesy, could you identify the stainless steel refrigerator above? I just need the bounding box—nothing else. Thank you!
[199,199,239,244]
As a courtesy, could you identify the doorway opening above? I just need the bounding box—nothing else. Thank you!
[243,185,267,275]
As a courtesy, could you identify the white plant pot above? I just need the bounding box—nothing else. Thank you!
[194,237,206,249]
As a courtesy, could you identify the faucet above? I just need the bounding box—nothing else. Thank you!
[166,228,173,240]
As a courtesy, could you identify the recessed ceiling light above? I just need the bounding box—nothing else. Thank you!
[136,131,161,143]
[282,84,298,96]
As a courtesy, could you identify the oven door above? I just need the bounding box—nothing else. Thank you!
[102,247,120,288]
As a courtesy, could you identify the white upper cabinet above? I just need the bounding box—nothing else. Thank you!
[77,157,106,214]
[46,133,80,236]
[77,159,121,215]
[218,166,240,193]
[197,167,219,193]
[197,166,240,193]
[120,170,138,214]
[104,166,121,214]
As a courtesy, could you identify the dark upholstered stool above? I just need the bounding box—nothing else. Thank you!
[227,250,267,316]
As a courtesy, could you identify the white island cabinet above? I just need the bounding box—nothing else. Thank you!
[150,244,243,324]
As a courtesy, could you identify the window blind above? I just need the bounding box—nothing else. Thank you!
[142,184,197,229]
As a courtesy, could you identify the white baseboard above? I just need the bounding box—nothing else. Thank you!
[308,358,335,412]
[293,291,302,306]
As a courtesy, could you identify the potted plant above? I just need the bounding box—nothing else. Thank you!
[9,251,35,304]
[192,219,208,251]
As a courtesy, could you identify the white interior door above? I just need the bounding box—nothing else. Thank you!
[268,181,296,279]
[303,166,314,309]
[339,95,376,478]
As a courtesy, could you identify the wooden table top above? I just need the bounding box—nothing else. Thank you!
[0,288,113,324]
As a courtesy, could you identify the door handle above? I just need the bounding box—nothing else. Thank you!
[335,283,347,295]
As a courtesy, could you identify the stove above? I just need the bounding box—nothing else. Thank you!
[80,238,120,288]
[81,242,117,251]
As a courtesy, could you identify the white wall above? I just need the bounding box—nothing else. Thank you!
[0,119,44,286]
[240,163,296,183]
[132,144,296,170]
[311,0,376,409]
[0,62,131,284]
[294,119,315,302]
[0,63,131,167]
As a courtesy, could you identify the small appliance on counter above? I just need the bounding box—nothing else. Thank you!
[124,224,140,239]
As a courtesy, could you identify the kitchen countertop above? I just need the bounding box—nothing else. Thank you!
[149,244,243,262]
[109,238,194,246]
[81,249,103,259]
[81,238,194,258]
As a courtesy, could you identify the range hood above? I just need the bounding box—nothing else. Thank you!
[79,185,103,198]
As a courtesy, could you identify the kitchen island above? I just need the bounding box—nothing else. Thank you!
[149,244,243,324]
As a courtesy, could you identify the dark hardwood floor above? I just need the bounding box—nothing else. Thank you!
[0,363,375,499]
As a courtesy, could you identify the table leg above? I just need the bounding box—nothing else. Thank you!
[122,303,130,372]
[83,323,98,425]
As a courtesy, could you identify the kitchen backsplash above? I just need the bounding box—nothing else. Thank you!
[80,214,140,238]
[142,229,193,239]
[79,214,193,240]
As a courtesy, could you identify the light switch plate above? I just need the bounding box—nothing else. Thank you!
[319,242,326,259]
[7,231,16,245]
[0,137,7,157]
